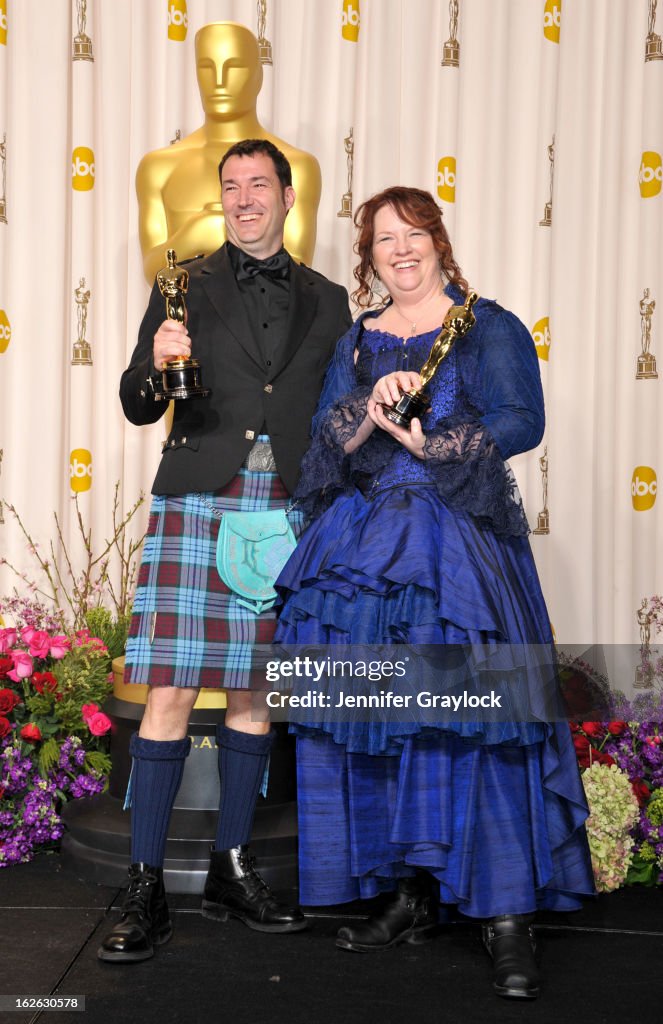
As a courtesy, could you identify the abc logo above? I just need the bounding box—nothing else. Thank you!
[167,0,188,41]
[0,0,7,46]
[72,147,95,191]
[70,449,93,493]
[341,1,360,41]
[543,0,561,43]
[639,152,662,199]
[631,466,657,511]
[532,317,551,361]
[0,309,10,353]
[437,157,456,203]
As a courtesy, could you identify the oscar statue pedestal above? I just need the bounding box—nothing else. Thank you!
[60,658,299,893]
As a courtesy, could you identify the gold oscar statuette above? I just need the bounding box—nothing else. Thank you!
[155,250,211,402]
[382,292,479,428]
[257,0,273,65]
[636,288,658,379]
[73,0,94,61]
[634,599,655,688]
[646,0,663,60]
[136,22,321,282]
[337,128,354,218]
[533,447,550,534]
[441,0,460,66]
[0,133,7,224]
[539,136,555,227]
[71,277,93,366]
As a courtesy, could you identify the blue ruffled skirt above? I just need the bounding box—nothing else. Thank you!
[275,486,594,913]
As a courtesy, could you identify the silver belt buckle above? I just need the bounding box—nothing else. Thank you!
[244,439,276,472]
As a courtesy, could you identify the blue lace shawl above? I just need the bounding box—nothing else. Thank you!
[295,285,544,537]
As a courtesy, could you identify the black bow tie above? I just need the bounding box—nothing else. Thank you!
[236,249,291,281]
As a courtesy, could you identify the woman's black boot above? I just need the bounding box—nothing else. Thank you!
[336,874,438,953]
[481,914,540,999]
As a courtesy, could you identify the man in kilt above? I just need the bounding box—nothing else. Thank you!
[98,139,351,962]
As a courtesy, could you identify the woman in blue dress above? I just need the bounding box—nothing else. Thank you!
[274,187,594,1000]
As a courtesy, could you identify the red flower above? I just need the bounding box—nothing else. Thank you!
[20,723,42,743]
[32,672,58,695]
[0,657,13,679]
[631,779,650,807]
[87,711,112,736]
[595,751,615,767]
[0,687,21,714]
[572,734,591,769]
[569,722,580,733]
[0,716,11,738]
[580,722,604,737]
[607,721,627,736]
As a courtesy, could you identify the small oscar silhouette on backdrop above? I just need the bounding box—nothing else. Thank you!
[337,128,354,218]
[634,599,654,688]
[539,137,555,226]
[645,0,663,60]
[73,0,94,61]
[0,133,7,224]
[441,0,460,66]
[636,288,658,379]
[71,278,93,366]
[533,447,549,534]
[257,0,273,64]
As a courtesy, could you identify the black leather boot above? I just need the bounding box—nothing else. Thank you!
[201,846,307,933]
[481,914,540,999]
[336,875,439,953]
[97,863,172,963]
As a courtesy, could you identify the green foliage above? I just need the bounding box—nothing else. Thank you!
[85,607,132,661]
[84,750,112,777]
[50,643,113,734]
[37,738,61,778]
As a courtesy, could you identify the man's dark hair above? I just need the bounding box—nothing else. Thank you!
[218,139,292,193]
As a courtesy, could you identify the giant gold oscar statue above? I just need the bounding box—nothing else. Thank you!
[136,21,321,283]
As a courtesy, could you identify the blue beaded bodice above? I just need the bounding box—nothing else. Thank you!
[355,325,464,494]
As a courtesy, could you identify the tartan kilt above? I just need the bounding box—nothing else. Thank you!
[124,469,302,689]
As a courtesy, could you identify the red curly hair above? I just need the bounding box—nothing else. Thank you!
[351,186,468,308]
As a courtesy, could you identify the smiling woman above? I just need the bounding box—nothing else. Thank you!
[274,184,596,1002]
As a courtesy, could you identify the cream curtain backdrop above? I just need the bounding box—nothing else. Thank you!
[0,0,660,650]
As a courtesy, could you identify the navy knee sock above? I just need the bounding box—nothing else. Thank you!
[214,725,274,851]
[128,733,191,867]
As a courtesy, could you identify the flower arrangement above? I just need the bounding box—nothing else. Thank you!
[569,695,663,890]
[0,485,145,865]
[581,761,639,892]
[0,622,113,866]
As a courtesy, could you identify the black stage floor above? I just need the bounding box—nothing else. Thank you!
[1,853,662,1024]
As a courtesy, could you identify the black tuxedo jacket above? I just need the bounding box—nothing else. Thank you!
[120,244,352,495]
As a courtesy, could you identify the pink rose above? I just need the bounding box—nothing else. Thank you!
[0,628,18,654]
[7,650,34,682]
[87,711,112,736]
[81,702,99,723]
[49,636,71,659]
[26,630,50,658]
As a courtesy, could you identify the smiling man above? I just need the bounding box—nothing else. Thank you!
[99,139,351,963]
